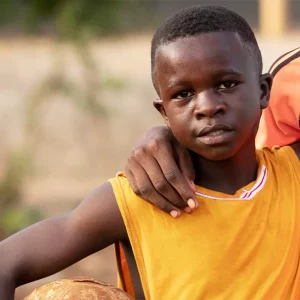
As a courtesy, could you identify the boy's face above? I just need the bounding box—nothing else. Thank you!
[154,32,272,161]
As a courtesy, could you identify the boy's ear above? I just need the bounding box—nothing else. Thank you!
[259,73,273,109]
[153,99,170,127]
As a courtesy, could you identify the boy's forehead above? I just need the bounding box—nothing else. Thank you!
[156,32,253,75]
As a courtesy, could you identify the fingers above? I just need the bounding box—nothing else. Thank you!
[125,161,182,218]
[132,149,190,210]
[124,165,139,196]
[173,141,197,193]
[124,126,198,217]
[153,141,198,210]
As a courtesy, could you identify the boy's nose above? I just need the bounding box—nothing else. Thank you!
[194,93,226,119]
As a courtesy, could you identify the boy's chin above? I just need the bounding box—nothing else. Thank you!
[195,146,239,162]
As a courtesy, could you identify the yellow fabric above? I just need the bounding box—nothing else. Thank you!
[109,146,300,300]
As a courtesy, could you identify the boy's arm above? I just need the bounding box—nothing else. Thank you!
[0,182,126,298]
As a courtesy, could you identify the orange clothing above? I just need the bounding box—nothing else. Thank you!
[256,49,300,148]
[110,146,300,300]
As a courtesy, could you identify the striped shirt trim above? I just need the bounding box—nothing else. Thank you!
[195,165,267,201]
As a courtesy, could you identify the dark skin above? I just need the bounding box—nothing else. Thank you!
[126,32,300,214]
[154,33,270,195]
[0,32,299,299]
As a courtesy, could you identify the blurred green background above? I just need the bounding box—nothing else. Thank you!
[0,0,299,38]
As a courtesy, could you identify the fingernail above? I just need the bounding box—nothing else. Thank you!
[184,207,192,213]
[170,210,179,218]
[187,198,196,209]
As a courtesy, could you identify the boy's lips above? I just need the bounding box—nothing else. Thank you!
[198,123,233,137]
[197,123,234,145]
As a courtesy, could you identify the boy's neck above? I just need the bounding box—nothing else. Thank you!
[193,140,258,195]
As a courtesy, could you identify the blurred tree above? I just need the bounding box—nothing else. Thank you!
[0,151,42,240]
[0,0,129,238]
[0,0,162,38]
[0,0,125,37]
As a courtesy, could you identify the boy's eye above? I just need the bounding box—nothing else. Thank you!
[173,91,194,99]
[218,82,238,90]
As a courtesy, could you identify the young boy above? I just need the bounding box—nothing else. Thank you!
[0,5,299,300]
[125,48,300,218]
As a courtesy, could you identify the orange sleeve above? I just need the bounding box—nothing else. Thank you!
[256,57,300,148]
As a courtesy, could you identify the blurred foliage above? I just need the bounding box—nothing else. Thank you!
[22,1,129,134]
[28,0,124,38]
[25,44,106,135]
[0,0,159,38]
[0,151,43,239]
[0,151,31,207]
[0,208,42,237]
[0,0,133,238]
[24,39,126,149]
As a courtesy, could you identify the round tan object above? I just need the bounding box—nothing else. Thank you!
[24,277,134,300]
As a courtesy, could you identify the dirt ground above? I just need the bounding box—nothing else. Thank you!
[0,33,298,299]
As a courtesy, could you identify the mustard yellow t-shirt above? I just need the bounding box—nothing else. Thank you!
[109,146,300,300]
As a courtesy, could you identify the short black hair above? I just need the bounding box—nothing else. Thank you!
[151,5,263,86]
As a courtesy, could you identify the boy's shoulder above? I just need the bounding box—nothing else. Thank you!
[257,145,300,173]
[108,172,152,214]
[258,144,299,156]
[108,172,134,198]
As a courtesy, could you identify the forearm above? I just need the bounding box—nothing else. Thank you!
[0,214,85,287]
[0,272,15,300]
[0,183,125,291]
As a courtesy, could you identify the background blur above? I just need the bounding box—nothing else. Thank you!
[0,0,298,298]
